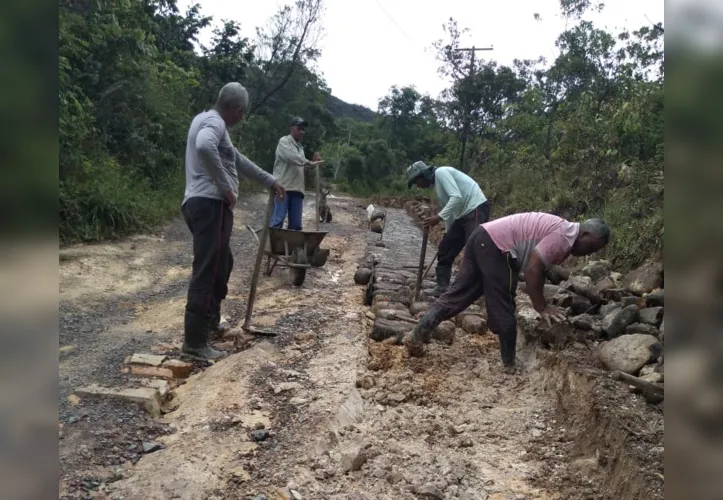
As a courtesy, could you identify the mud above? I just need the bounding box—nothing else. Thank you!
[58,194,663,500]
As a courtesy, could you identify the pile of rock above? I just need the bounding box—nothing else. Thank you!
[516,259,665,405]
[354,255,487,348]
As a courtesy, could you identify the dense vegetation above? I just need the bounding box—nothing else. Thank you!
[60,0,663,270]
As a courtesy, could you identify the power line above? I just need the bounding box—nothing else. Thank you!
[372,0,416,46]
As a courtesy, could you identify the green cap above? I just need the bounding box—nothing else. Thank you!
[407,160,429,188]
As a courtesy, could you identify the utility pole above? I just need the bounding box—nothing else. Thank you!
[454,45,493,172]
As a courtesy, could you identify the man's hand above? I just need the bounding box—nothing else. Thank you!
[224,189,237,209]
[271,181,286,199]
[422,215,442,228]
[540,305,566,327]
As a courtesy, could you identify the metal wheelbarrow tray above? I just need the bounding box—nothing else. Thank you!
[261,227,330,286]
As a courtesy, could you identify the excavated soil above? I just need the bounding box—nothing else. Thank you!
[58,195,663,500]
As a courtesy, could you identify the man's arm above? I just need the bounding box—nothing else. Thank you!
[436,169,463,222]
[275,137,310,167]
[525,234,571,324]
[524,251,549,312]
[234,149,276,188]
[195,121,233,193]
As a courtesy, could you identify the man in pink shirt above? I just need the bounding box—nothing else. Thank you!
[401,212,610,370]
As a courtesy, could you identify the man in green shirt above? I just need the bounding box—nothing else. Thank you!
[270,117,324,230]
[407,161,491,295]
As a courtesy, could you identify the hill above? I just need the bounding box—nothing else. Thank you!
[325,94,377,122]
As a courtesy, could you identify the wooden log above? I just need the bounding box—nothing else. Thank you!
[354,268,372,285]
[370,318,413,342]
[611,370,664,404]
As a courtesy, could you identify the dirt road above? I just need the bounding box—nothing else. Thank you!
[58,193,663,500]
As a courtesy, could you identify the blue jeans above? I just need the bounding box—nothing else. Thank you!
[270,190,304,230]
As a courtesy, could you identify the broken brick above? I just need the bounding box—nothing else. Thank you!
[128,353,167,367]
[74,384,162,417]
[130,365,175,380]
[162,359,193,379]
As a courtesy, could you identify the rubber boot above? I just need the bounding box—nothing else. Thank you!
[182,309,227,361]
[498,330,517,372]
[400,308,441,357]
[208,312,230,341]
[431,265,452,297]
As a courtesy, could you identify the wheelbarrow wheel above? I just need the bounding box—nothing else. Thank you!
[290,247,307,286]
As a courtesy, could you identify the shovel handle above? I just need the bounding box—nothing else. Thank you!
[413,226,430,301]
[243,190,275,330]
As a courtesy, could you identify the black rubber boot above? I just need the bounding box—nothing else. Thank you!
[208,313,230,341]
[182,309,227,361]
[400,308,442,357]
[431,265,452,297]
[498,330,517,370]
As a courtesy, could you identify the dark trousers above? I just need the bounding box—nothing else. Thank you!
[270,190,304,230]
[421,226,520,364]
[182,197,234,347]
[437,201,491,267]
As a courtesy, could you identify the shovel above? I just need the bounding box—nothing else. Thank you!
[238,190,282,342]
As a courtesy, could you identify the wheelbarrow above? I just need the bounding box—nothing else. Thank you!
[241,189,331,339]
[256,227,330,286]
[244,197,331,287]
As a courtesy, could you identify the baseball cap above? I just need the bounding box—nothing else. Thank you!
[290,117,308,127]
[407,160,429,188]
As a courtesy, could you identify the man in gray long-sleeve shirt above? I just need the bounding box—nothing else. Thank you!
[182,82,285,360]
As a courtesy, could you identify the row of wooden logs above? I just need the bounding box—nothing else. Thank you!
[354,262,489,344]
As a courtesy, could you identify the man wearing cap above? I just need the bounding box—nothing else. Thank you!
[182,82,286,361]
[407,161,491,296]
[401,213,611,372]
[270,117,324,230]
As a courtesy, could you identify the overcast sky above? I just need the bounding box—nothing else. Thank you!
[178,0,664,110]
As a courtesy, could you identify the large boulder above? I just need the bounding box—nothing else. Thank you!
[571,314,596,331]
[581,260,611,283]
[598,334,661,374]
[569,295,593,316]
[644,289,664,307]
[638,307,664,327]
[594,277,616,293]
[622,261,664,295]
[625,323,660,336]
[600,302,622,316]
[602,304,639,338]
